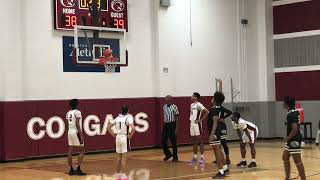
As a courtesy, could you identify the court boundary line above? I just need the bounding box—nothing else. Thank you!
[1,139,284,163]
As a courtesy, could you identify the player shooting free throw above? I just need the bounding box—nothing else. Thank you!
[108,105,136,177]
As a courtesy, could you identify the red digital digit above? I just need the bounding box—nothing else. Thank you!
[119,19,125,29]
[114,19,125,29]
[71,16,77,26]
[114,19,119,28]
[66,15,71,27]
[66,15,77,27]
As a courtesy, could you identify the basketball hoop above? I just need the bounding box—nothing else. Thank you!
[99,49,119,73]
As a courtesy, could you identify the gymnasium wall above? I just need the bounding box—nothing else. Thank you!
[158,0,240,98]
[158,0,275,102]
[272,0,320,140]
[0,0,276,101]
[0,0,277,161]
[274,0,320,100]
[0,0,23,101]
[18,0,157,100]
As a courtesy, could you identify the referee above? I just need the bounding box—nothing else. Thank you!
[162,95,179,162]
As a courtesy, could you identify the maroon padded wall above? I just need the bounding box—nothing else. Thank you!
[275,71,320,101]
[274,0,320,34]
[0,96,212,161]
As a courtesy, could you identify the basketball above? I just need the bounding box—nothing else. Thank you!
[99,57,106,65]
[103,49,113,58]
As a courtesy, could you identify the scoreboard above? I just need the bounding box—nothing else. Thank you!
[55,0,128,30]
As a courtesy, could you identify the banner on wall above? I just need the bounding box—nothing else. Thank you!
[26,112,149,141]
[62,36,120,72]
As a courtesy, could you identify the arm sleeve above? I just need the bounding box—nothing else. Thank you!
[127,116,134,125]
[75,111,82,119]
[197,103,205,111]
[174,105,179,115]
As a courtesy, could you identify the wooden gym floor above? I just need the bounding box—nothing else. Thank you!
[1,140,320,180]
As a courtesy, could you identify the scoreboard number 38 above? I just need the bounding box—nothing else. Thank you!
[54,0,128,30]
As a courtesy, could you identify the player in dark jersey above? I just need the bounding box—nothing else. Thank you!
[208,92,229,179]
[282,96,305,180]
[212,106,232,165]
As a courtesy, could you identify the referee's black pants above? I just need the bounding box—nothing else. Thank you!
[162,122,177,158]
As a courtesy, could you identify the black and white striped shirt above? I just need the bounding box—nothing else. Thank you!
[163,104,179,123]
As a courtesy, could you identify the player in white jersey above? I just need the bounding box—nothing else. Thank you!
[231,112,258,168]
[108,105,136,177]
[188,92,209,164]
[66,99,86,176]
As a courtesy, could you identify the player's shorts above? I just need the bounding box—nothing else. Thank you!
[284,134,303,154]
[190,122,203,137]
[242,127,258,143]
[217,122,227,140]
[68,132,84,147]
[116,135,128,154]
[209,138,221,146]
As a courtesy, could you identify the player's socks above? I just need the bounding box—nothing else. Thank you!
[194,154,198,159]
[225,156,231,165]
[198,155,205,164]
[223,165,228,171]
[223,165,230,174]
[251,159,256,162]
[242,158,246,161]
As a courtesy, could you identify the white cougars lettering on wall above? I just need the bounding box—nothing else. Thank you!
[27,113,149,140]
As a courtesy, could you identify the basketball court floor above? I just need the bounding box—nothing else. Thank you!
[1,140,320,180]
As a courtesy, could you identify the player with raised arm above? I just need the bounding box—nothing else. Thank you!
[212,106,232,165]
[188,92,209,164]
[212,79,232,165]
[282,96,306,180]
[231,112,258,168]
[209,92,229,179]
[108,105,136,178]
[66,99,86,176]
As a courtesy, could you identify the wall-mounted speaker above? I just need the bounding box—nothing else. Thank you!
[241,19,249,25]
[160,0,173,7]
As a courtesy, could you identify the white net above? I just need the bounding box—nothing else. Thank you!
[104,63,117,73]
[99,49,120,73]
